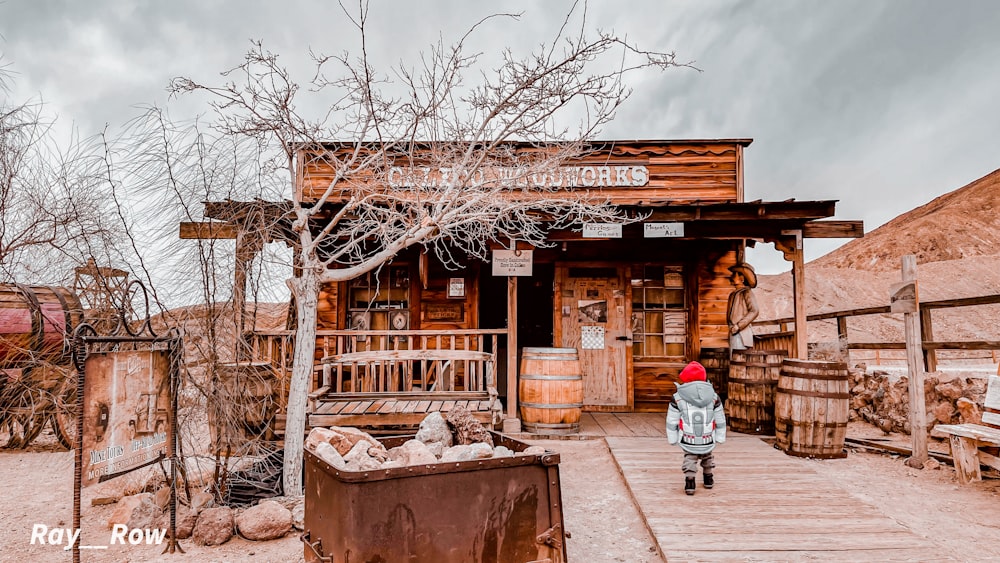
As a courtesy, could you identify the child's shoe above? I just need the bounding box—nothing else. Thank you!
[684,477,696,495]
[704,473,714,489]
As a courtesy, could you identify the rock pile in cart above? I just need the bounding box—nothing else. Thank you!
[305,405,544,471]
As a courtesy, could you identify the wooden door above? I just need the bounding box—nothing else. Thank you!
[555,265,630,409]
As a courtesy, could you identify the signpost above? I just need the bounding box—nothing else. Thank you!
[898,255,928,468]
[70,281,184,561]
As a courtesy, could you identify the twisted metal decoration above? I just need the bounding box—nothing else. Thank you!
[69,280,184,559]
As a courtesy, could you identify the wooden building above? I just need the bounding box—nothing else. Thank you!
[187,139,863,430]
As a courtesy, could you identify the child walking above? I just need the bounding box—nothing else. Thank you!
[666,361,727,495]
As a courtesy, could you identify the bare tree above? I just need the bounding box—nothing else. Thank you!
[168,4,690,494]
[0,62,131,285]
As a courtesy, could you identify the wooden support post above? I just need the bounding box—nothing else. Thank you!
[788,231,807,360]
[507,276,519,421]
[949,435,981,484]
[836,316,849,363]
[902,255,928,468]
[920,308,937,372]
[769,231,806,359]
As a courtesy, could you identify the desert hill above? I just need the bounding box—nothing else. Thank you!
[811,167,1000,271]
[756,167,1000,345]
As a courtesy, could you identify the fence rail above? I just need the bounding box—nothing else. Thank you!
[753,294,1000,370]
[246,328,508,382]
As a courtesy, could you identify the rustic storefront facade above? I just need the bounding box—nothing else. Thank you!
[189,138,863,430]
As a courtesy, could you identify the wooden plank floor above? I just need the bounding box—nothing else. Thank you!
[604,433,954,562]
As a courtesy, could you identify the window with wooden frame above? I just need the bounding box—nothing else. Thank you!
[630,264,686,359]
[347,265,410,331]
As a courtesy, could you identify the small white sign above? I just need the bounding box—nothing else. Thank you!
[448,277,465,298]
[985,376,1000,411]
[583,223,622,238]
[492,249,533,276]
[889,280,918,313]
[644,222,684,238]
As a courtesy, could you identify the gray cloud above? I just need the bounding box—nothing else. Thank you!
[3,0,999,275]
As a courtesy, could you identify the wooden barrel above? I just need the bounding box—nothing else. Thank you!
[775,359,850,459]
[519,347,583,435]
[727,349,787,435]
[0,285,84,369]
[699,348,730,404]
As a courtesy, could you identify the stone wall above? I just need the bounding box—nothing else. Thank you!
[849,367,989,435]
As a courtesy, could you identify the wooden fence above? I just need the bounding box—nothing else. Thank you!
[752,294,1000,370]
[246,328,507,382]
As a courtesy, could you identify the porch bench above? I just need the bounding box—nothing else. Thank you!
[309,349,502,431]
[932,423,1000,484]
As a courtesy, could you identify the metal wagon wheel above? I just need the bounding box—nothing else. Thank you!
[52,370,79,450]
[0,378,48,449]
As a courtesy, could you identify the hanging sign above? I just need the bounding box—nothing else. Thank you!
[644,222,684,238]
[582,223,622,238]
[889,280,918,314]
[492,249,533,276]
[448,277,466,298]
[82,350,171,486]
[982,376,1000,427]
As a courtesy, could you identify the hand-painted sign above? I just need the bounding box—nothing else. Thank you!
[492,249,533,276]
[82,350,171,487]
[889,280,918,313]
[644,222,685,238]
[582,223,622,238]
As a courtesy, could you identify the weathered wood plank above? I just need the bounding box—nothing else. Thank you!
[605,435,944,560]
[590,412,635,436]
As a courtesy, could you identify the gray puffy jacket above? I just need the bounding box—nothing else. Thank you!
[665,381,727,455]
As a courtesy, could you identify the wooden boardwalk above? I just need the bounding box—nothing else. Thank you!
[573,413,953,562]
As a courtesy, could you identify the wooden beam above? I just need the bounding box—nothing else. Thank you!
[507,276,518,421]
[902,255,928,468]
[920,309,937,372]
[786,230,807,359]
[179,221,238,239]
[802,220,865,239]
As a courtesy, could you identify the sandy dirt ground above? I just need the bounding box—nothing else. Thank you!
[0,432,658,563]
[1,426,998,562]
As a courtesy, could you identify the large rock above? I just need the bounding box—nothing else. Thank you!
[326,426,383,456]
[415,412,453,447]
[441,442,494,463]
[343,441,382,471]
[446,405,493,446]
[189,490,215,513]
[126,495,163,531]
[304,427,340,452]
[314,442,347,469]
[107,493,155,530]
[154,505,198,539]
[192,506,234,546]
[387,439,438,466]
[264,496,304,530]
[236,500,292,541]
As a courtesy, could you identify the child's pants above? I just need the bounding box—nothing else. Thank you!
[682,451,715,477]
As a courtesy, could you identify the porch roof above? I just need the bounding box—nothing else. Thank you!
[187,197,862,243]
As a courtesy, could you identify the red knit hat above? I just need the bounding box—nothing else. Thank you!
[678,361,707,384]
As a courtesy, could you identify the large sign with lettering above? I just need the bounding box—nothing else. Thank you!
[387,165,649,189]
[82,350,171,486]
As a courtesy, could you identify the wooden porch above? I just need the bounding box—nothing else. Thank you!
[558,414,952,562]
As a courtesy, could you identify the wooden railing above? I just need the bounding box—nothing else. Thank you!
[319,349,496,394]
[246,328,508,383]
[753,294,1000,370]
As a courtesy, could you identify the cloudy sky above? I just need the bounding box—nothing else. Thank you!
[3,0,1000,275]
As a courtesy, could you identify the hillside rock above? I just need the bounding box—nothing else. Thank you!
[812,167,1000,271]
